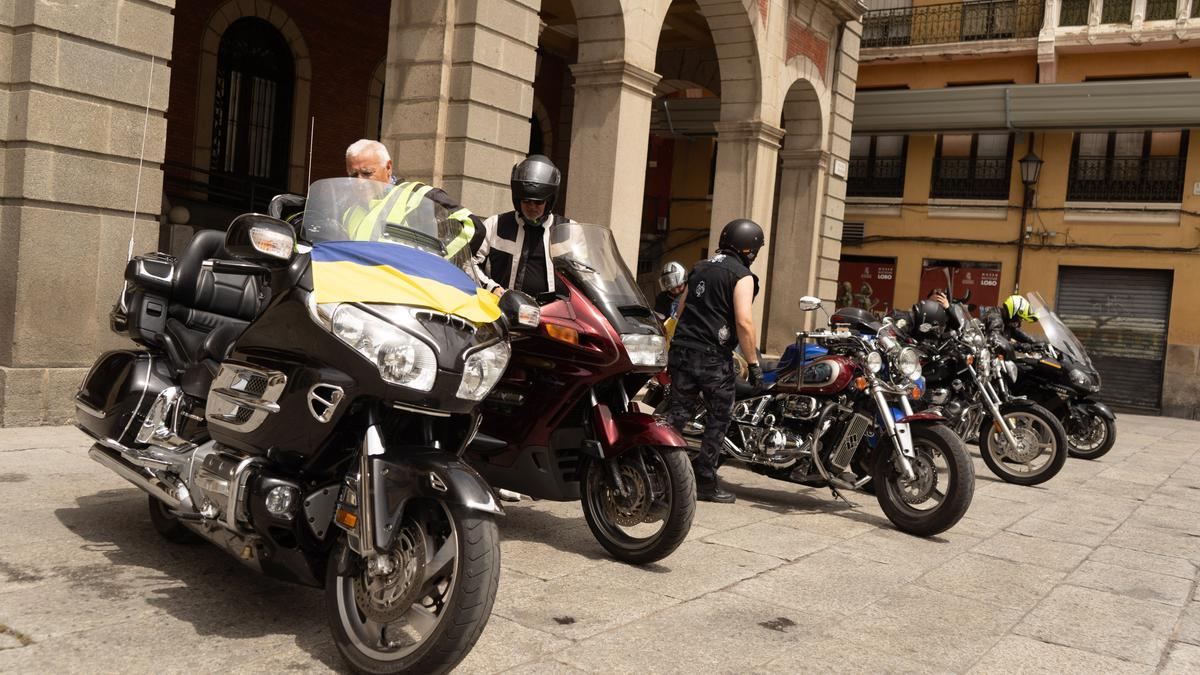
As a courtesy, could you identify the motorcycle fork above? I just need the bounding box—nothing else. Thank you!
[970,366,1022,449]
[869,383,916,481]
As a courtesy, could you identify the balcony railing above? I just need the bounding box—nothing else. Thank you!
[1102,0,1132,23]
[862,0,1044,49]
[847,158,907,198]
[1067,156,1186,202]
[1145,0,1177,20]
[931,157,1012,199]
[1059,0,1089,25]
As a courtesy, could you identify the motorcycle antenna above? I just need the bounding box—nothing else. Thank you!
[120,55,157,312]
[305,116,315,193]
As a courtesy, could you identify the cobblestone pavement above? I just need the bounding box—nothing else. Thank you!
[1,415,1199,673]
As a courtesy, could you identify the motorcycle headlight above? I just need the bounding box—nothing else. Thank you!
[866,351,884,373]
[457,342,511,401]
[328,304,437,391]
[895,347,922,382]
[971,332,985,348]
[621,334,667,368]
[1069,368,1096,391]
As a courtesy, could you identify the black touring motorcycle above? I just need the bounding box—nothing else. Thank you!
[74,178,537,673]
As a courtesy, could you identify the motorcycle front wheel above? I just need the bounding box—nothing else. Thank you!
[979,402,1068,485]
[325,499,499,675]
[580,446,695,565]
[1066,411,1116,460]
[872,424,975,537]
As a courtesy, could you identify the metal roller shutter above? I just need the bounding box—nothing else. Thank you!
[1055,267,1173,411]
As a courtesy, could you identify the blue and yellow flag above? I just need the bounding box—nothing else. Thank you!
[312,241,501,324]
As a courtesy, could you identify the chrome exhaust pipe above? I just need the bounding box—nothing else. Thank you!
[89,444,181,508]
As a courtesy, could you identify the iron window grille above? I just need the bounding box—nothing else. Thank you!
[861,0,1042,49]
[931,134,1014,200]
[848,135,908,198]
[1067,131,1189,203]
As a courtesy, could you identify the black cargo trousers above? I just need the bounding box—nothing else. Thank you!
[663,343,736,485]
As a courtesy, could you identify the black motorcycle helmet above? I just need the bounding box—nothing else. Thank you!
[718,218,765,266]
[911,298,948,336]
[511,154,561,223]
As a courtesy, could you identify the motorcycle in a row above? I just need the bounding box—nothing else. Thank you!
[74,178,692,673]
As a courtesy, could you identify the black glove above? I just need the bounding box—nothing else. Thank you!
[748,363,764,390]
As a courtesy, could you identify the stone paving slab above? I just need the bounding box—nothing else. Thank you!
[1,415,1199,673]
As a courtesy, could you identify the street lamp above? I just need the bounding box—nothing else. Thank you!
[1013,147,1043,294]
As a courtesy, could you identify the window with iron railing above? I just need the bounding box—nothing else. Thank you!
[848,135,908,198]
[1145,0,1176,20]
[1101,0,1132,23]
[861,0,1043,48]
[1068,130,1189,202]
[931,133,1013,200]
[1059,0,1089,25]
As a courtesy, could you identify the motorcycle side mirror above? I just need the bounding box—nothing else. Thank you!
[225,213,296,269]
[267,193,306,224]
[499,290,541,329]
[536,288,570,306]
[798,295,822,311]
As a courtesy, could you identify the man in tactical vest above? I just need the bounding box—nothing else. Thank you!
[663,219,765,503]
[473,155,572,297]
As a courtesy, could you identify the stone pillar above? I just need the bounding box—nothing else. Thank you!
[763,149,829,353]
[381,0,540,216]
[1039,0,1060,83]
[563,60,661,266]
[1133,0,1147,29]
[708,120,785,340]
[0,0,172,426]
[1179,0,1193,23]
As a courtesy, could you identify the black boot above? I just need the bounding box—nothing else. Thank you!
[697,478,735,504]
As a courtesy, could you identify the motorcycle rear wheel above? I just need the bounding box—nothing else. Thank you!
[1066,413,1116,460]
[873,424,974,537]
[979,403,1068,485]
[580,446,695,565]
[325,500,499,675]
[146,495,200,544]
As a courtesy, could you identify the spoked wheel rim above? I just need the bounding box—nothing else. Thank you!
[335,500,458,662]
[584,447,674,547]
[884,441,953,516]
[987,412,1056,475]
[1068,415,1107,452]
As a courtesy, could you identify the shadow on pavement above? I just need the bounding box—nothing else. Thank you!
[55,489,348,673]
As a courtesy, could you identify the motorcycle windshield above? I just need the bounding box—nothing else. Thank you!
[1026,291,1092,367]
[549,222,660,335]
[299,178,499,323]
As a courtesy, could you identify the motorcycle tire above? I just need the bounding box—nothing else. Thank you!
[873,424,974,537]
[325,501,499,675]
[580,446,695,565]
[146,495,200,544]
[979,402,1068,486]
[1066,413,1117,461]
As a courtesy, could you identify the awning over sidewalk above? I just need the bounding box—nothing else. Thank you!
[853,78,1200,134]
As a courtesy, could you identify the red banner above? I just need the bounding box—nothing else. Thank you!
[919,263,1002,314]
[837,260,896,315]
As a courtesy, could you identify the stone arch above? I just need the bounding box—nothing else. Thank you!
[569,0,629,64]
[692,0,763,122]
[365,60,386,140]
[193,0,312,193]
[780,69,828,152]
[530,96,555,157]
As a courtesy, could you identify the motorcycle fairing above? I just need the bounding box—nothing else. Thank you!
[1076,399,1115,421]
[311,241,501,324]
[590,403,687,459]
[372,449,502,551]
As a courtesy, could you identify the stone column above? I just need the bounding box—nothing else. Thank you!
[563,60,661,266]
[381,0,540,216]
[763,149,830,353]
[1039,0,1060,83]
[1133,0,1147,29]
[708,120,785,340]
[0,0,173,426]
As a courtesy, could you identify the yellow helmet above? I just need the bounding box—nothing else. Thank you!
[1002,295,1037,323]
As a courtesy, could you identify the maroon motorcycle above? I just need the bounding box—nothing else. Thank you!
[464,222,696,564]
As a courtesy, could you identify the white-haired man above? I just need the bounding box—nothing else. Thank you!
[342,139,483,257]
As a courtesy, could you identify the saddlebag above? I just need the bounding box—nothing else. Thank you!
[74,349,175,449]
[114,253,177,347]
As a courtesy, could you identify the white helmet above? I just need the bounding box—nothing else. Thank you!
[659,261,686,291]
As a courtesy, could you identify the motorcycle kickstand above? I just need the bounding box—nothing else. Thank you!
[828,484,856,507]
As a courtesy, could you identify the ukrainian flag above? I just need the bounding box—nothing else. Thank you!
[312,241,501,324]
